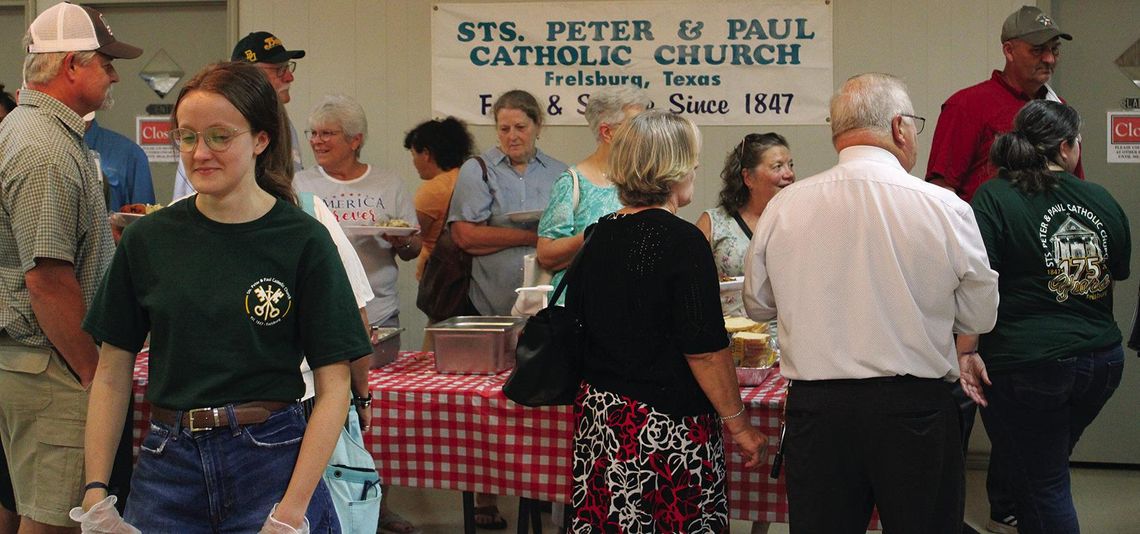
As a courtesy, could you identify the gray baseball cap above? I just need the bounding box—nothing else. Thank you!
[1001,6,1072,45]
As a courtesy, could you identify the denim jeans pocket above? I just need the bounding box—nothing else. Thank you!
[1008,361,1075,410]
[240,409,305,449]
[1105,359,1124,392]
[139,423,172,456]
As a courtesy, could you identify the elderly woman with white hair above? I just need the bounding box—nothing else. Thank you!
[293,94,420,339]
[293,95,421,533]
[535,86,650,300]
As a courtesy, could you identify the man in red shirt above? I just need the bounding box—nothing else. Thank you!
[927,7,1078,534]
[927,6,1080,203]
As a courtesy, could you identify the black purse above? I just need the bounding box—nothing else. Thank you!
[502,230,593,407]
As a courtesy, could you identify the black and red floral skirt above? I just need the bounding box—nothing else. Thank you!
[570,383,728,533]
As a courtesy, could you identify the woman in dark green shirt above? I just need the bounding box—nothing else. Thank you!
[78,62,370,533]
[959,100,1130,534]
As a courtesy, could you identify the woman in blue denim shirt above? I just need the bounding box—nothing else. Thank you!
[958,100,1131,534]
[448,90,568,317]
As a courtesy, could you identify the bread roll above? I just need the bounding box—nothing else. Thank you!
[732,331,772,368]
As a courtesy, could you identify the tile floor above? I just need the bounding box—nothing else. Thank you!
[380,466,1140,533]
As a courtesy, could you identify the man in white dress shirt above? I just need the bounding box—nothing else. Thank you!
[743,73,999,533]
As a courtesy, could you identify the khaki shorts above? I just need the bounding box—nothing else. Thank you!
[0,338,88,526]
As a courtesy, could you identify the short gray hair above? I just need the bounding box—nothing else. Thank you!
[584,86,651,142]
[22,31,97,86]
[829,73,913,140]
[308,94,368,156]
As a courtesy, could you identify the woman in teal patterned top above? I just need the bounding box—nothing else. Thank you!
[697,133,795,316]
[537,86,651,302]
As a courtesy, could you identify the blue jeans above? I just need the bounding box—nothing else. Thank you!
[980,344,1125,534]
[124,403,340,533]
[952,383,1015,522]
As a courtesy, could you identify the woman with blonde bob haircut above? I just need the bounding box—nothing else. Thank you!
[608,110,701,208]
[563,110,766,531]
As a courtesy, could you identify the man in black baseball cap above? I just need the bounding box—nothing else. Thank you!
[173,31,307,200]
[232,31,305,105]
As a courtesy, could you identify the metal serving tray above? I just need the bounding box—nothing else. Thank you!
[425,316,526,374]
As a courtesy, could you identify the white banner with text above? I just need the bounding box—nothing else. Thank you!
[431,1,833,126]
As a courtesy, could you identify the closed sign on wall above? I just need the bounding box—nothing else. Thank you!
[137,117,176,163]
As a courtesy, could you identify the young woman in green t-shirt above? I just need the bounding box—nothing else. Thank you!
[77,62,370,533]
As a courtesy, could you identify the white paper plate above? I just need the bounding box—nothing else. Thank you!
[719,276,744,293]
[505,209,544,224]
[342,225,419,237]
[108,212,144,228]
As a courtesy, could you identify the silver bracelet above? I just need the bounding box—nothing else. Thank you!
[720,404,746,422]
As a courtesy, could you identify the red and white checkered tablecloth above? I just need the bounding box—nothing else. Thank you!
[363,352,792,523]
[132,351,794,523]
[130,352,153,461]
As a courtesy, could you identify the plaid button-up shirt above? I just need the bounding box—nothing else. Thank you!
[0,90,114,348]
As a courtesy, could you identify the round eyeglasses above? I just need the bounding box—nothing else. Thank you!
[260,60,297,78]
[305,129,345,142]
[167,127,251,153]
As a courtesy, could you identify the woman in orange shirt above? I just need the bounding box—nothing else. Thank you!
[404,117,475,282]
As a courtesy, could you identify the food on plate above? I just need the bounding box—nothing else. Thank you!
[379,218,411,228]
[720,275,736,282]
[731,331,775,368]
[120,203,163,215]
[723,316,765,334]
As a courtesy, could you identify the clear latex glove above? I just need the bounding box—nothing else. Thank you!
[259,504,310,534]
[68,495,140,534]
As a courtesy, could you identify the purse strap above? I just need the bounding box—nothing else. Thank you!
[569,167,581,213]
[548,226,593,305]
[440,156,491,238]
[730,209,754,240]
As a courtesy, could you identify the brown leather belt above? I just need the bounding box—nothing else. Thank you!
[150,401,292,432]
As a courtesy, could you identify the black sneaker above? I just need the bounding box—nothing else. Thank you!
[985,515,1018,534]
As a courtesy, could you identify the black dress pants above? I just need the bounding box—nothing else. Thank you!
[784,376,964,534]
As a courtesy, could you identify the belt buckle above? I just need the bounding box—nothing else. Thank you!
[187,407,220,432]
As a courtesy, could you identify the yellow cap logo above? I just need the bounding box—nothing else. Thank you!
[244,49,257,62]
[263,36,282,50]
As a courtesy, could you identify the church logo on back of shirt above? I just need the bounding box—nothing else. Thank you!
[245,277,293,326]
[1039,207,1113,302]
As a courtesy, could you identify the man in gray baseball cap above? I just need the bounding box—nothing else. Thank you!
[928,5,1077,202]
[925,6,1076,534]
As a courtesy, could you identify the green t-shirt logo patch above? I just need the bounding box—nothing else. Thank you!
[245,277,293,326]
